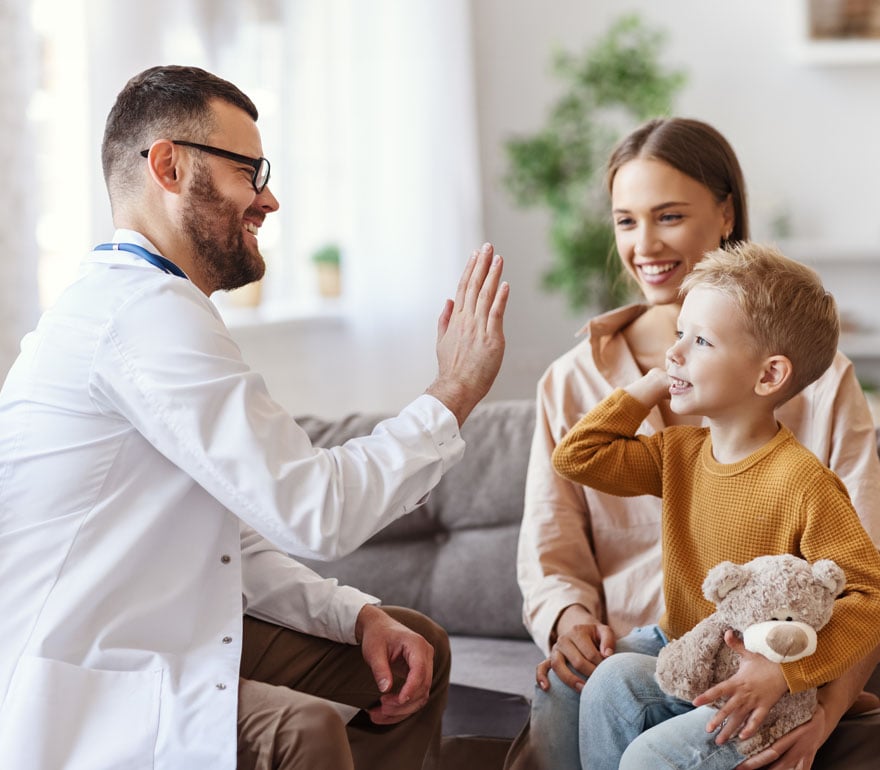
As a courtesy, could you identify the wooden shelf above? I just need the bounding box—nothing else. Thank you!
[794,38,880,65]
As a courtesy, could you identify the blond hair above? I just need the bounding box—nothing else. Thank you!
[681,243,839,400]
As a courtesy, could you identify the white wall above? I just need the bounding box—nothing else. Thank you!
[150,1,880,418]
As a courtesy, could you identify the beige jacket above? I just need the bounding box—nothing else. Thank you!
[518,304,880,655]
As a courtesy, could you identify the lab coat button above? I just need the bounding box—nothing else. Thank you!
[222,636,232,644]
[216,682,227,690]
[220,554,231,564]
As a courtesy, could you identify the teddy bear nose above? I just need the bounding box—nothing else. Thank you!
[765,624,809,657]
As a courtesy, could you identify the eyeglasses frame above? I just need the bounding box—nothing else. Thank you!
[139,140,270,194]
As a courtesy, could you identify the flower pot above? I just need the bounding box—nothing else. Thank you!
[315,262,341,298]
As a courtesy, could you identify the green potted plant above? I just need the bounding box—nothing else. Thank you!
[504,14,687,312]
[311,243,342,298]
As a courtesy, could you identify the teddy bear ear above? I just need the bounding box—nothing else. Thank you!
[811,559,846,597]
[703,561,747,602]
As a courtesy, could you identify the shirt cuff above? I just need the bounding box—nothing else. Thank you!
[406,393,466,469]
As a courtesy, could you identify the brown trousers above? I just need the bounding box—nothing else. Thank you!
[237,606,450,770]
[503,717,538,770]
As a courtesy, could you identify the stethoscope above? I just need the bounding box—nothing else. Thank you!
[94,242,188,280]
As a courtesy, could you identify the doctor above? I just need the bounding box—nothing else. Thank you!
[0,65,508,770]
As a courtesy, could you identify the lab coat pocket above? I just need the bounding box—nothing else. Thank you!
[0,656,163,770]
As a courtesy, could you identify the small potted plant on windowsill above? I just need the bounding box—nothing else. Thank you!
[311,243,342,298]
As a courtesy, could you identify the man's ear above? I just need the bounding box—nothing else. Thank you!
[755,355,792,397]
[143,140,183,193]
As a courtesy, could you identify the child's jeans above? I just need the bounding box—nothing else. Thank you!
[529,624,748,769]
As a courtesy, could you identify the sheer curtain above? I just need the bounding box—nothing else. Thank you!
[344,0,483,405]
[283,0,484,408]
[83,0,249,241]
[0,0,40,378]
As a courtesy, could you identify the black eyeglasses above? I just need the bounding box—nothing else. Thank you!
[140,140,271,193]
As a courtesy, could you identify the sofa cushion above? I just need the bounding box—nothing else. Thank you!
[296,399,536,639]
[449,636,543,699]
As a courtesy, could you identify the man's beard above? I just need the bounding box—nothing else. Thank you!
[182,165,266,293]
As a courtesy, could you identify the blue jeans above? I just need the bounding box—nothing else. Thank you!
[529,625,747,770]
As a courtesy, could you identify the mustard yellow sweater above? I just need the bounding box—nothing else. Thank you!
[552,389,880,693]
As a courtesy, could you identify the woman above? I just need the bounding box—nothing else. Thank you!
[510,117,880,769]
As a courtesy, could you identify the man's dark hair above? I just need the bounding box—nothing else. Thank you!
[101,65,258,202]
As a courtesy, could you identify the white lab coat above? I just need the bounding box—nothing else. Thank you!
[0,230,465,769]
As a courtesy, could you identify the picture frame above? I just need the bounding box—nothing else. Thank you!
[791,0,880,63]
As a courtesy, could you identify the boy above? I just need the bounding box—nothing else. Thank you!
[551,242,880,769]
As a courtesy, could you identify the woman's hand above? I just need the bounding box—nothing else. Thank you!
[537,605,616,691]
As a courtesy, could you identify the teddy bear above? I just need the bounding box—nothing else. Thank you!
[655,553,845,757]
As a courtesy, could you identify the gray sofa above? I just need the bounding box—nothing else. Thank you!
[297,398,880,769]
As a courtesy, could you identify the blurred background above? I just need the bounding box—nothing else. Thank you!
[4,0,880,417]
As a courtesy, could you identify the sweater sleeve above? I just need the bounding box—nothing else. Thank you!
[781,470,880,692]
[551,389,664,498]
[518,379,606,653]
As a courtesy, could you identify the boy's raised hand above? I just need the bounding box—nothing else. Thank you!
[624,366,671,409]
[693,629,789,745]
